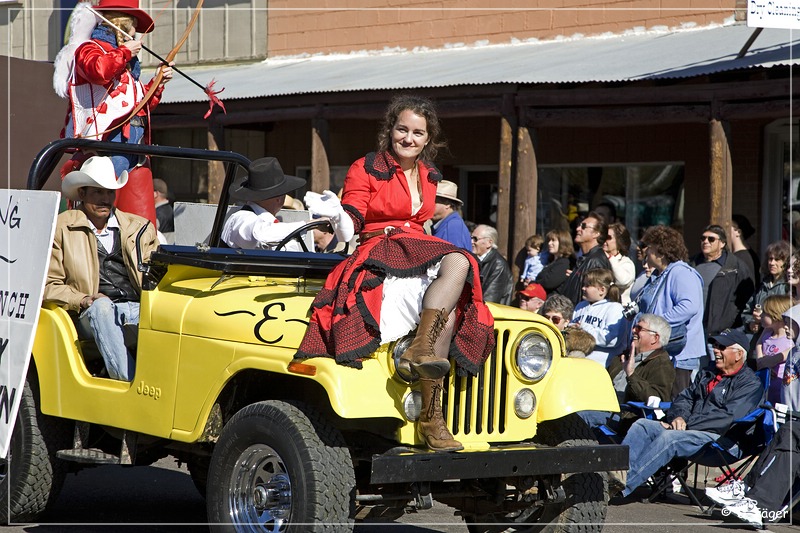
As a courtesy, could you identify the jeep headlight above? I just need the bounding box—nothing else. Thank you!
[392,335,416,382]
[515,333,552,381]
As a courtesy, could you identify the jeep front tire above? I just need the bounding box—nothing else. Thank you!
[206,400,355,532]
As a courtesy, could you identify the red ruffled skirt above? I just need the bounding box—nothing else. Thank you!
[295,228,495,376]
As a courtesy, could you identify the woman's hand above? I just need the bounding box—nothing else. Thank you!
[122,40,142,57]
[158,62,175,86]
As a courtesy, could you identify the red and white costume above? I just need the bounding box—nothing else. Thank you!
[295,151,495,376]
[63,39,164,142]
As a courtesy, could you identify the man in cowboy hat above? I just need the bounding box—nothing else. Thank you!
[53,0,174,227]
[221,157,312,250]
[431,180,471,251]
[44,156,159,382]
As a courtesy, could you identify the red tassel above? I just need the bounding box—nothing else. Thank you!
[203,78,227,119]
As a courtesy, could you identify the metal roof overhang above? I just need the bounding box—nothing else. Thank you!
[154,25,800,128]
[159,23,799,107]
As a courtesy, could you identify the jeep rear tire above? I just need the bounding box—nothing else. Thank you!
[206,400,355,532]
[465,413,607,533]
[0,376,72,524]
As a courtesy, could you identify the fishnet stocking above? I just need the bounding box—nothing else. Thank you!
[422,252,469,359]
[422,252,470,312]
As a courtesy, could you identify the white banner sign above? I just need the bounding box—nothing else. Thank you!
[0,190,60,458]
[748,0,800,29]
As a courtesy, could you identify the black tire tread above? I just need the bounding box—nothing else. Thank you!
[1,377,72,523]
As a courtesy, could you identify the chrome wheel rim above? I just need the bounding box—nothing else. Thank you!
[228,444,292,532]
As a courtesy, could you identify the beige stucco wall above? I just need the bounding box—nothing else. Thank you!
[267,0,739,57]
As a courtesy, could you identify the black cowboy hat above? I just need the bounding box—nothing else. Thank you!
[228,157,306,202]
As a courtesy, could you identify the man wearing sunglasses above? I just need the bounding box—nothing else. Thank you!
[556,211,611,305]
[690,224,754,341]
[610,328,763,498]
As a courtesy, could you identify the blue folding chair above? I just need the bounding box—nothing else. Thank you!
[646,368,775,512]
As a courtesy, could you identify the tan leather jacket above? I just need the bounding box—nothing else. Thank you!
[44,208,158,312]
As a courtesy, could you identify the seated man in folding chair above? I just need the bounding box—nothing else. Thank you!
[578,313,675,436]
[611,328,764,497]
[706,414,800,528]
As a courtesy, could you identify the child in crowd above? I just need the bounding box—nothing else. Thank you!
[569,268,626,368]
[781,303,800,410]
[520,234,545,284]
[755,294,792,405]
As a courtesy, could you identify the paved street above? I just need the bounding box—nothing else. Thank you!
[7,457,797,532]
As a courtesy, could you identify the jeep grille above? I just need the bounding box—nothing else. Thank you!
[444,329,509,436]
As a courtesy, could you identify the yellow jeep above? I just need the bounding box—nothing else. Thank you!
[6,139,626,532]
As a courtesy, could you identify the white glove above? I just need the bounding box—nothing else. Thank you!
[304,190,354,244]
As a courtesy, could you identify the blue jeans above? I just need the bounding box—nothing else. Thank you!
[621,418,718,496]
[107,125,145,176]
[77,298,138,381]
[577,410,621,431]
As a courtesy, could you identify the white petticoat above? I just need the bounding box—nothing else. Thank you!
[379,260,442,344]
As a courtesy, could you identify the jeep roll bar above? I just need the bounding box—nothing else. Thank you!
[27,139,252,247]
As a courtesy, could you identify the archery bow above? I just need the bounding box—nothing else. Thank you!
[90,0,224,138]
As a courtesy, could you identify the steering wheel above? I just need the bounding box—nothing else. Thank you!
[275,219,334,252]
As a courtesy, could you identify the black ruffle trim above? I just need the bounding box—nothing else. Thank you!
[364,152,396,181]
[343,204,364,234]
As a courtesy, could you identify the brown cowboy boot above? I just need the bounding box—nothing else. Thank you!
[417,377,463,452]
[396,308,450,379]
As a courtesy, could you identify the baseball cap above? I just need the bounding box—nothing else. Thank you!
[520,283,546,301]
[709,329,749,349]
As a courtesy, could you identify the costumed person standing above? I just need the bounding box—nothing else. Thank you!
[53,0,174,226]
[295,95,495,452]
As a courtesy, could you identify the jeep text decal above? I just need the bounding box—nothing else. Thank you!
[215,303,309,344]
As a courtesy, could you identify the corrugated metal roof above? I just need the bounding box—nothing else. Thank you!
[161,23,799,104]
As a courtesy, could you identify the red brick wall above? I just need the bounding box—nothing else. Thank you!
[268,0,736,57]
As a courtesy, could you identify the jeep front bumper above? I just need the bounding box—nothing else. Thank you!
[370,443,628,484]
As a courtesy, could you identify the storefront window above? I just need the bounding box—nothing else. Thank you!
[536,164,684,240]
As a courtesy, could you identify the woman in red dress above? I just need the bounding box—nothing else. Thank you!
[296,95,495,451]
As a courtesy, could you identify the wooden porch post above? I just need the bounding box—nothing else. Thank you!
[709,117,732,229]
[311,117,330,194]
[498,113,513,258]
[207,120,226,204]
[514,121,537,280]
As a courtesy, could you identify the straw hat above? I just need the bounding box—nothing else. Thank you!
[435,180,462,205]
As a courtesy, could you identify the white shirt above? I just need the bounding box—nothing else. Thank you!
[88,212,119,253]
[570,299,627,368]
[221,202,306,251]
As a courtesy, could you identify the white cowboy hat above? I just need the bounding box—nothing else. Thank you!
[62,156,128,201]
[435,180,462,205]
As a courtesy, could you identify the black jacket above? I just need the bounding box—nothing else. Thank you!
[691,251,755,336]
[536,255,573,293]
[664,364,764,435]
[478,248,513,305]
[557,245,611,305]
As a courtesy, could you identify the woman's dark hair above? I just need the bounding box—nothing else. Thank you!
[546,229,575,259]
[641,225,688,264]
[762,240,790,278]
[377,94,446,163]
[608,222,631,256]
[584,268,621,303]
